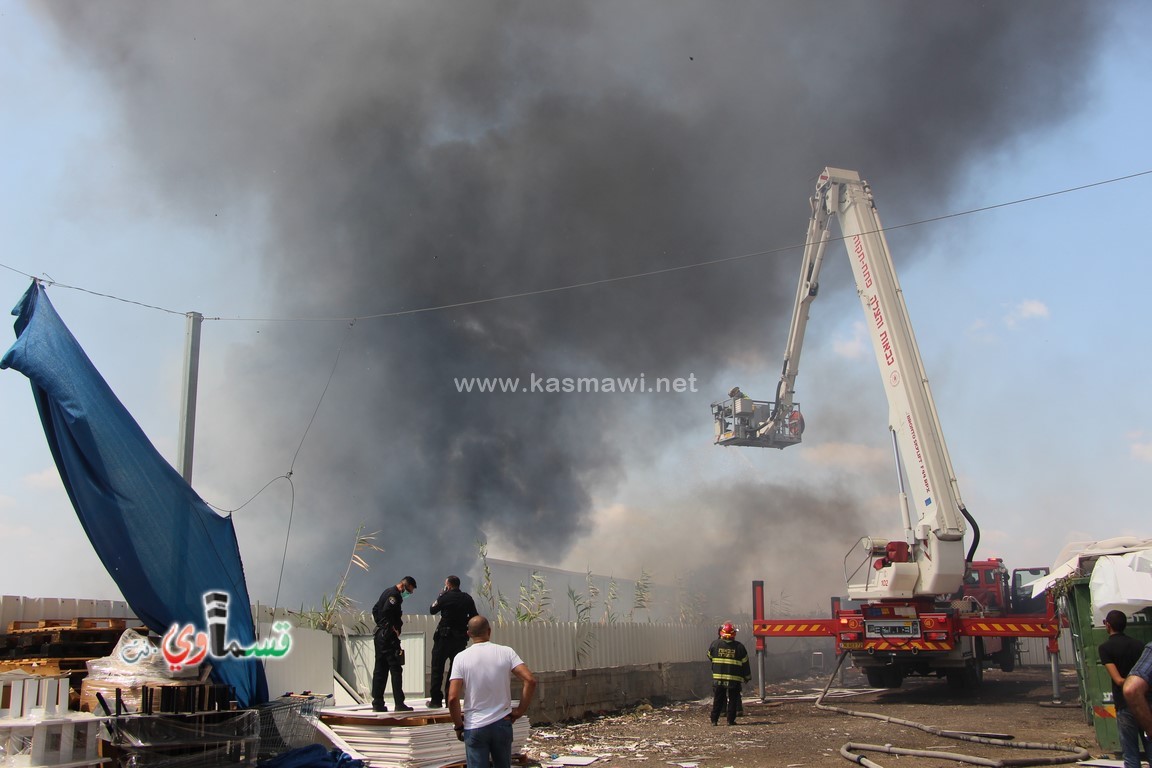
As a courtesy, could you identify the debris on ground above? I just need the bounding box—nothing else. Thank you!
[525,668,1098,768]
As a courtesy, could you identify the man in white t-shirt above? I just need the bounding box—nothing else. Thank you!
[448,615,537,768]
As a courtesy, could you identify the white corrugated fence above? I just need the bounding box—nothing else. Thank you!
[1,595,1074,692]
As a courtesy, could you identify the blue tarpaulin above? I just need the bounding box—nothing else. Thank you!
[1,282,268,707]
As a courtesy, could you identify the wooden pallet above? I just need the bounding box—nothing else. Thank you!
[7,618,128,634]
[0,658,92,677]
[1,624,144,666]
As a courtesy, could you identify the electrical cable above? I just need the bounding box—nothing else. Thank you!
[203,472,296,634]
[203,320,355,618]
[270,474,295,618]
[815,652,1090,768]
[268,320,355,616]
[205,475,290,516]
[1,168,1148,323]
[289,320,355,475]
[0,268,187,315]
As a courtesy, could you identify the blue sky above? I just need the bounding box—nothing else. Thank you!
[1,1,269,600]
[2,2,1150,615]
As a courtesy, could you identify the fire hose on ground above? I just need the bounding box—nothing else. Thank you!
[813,652,1090,768]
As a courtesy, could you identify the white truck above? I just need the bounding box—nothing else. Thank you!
[713,168,1055,687]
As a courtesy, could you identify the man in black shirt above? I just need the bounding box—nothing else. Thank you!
[371,575,417,712]
[427,575,478,709]
[1100,609,1151,768]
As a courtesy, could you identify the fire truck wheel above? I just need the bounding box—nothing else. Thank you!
[998,640,1017,672]
[946,660,983,690]
[865,667,886,688]
[865,667,903,688]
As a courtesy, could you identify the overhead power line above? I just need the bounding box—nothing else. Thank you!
[2,168,1149,322]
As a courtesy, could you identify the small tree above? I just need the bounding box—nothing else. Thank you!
[630,567,653,622]
[294,523,383,633]
[476,541,510,624]
[601,577,620,624]
[516,571,552,623]
[569,589,599,667]
[567,584,592,624]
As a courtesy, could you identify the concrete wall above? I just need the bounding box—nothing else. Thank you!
[529,663,712,723]
[514,648,819,724]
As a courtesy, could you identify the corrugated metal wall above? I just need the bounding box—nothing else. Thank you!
[1017,629,1075,666]
[336,618,739,700]
[1,595,1072,677]
[379,614,732,673]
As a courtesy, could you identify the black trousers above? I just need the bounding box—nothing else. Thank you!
[711,684,741,725]
[428,630,469,705]
[371,630,405,707]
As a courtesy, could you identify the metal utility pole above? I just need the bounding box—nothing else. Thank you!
[176,311,203,483]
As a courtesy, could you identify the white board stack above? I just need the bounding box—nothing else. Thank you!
[317,704,529,768]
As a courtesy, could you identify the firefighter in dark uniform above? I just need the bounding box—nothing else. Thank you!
[371,575,417,712]
[708,622,751,726]
[426,574,479,709]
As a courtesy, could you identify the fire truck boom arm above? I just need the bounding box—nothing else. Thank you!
[819,168,967,597]
[759,196,833,437]
[762,168,968,600]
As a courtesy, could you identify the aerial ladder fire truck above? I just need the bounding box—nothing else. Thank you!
[712,168,1056,688]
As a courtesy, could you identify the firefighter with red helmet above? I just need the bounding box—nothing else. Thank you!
[708,622,751,726]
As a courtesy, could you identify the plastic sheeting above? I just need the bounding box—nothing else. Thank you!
[1030,536,1152,599]
[1089,551,1152,626]
[1,282,267,707]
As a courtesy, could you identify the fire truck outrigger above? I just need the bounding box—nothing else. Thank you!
[713,168,1057,688]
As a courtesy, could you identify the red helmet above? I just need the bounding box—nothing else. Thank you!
[719,622,736,639]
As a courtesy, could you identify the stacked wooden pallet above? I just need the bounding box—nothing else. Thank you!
[316,705,529,768]
[1,619,141,686]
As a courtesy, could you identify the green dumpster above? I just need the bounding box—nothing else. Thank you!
[1061,576,1152,753]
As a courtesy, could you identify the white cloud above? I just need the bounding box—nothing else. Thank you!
[1004,299,1050,328]
[24,467,62,490]
[1132,442,1152,464]
[965,317,999,345]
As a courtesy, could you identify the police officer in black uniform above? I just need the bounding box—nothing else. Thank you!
[371,576,417,712]
[427,575,478,709]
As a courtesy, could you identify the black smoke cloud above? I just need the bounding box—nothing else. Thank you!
[40,1,1107,612]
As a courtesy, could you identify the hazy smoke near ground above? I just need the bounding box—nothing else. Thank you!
[40,1,1107,614]
[557,471,893,619]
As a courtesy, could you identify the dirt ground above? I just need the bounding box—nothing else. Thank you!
[524,666,1101,768]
